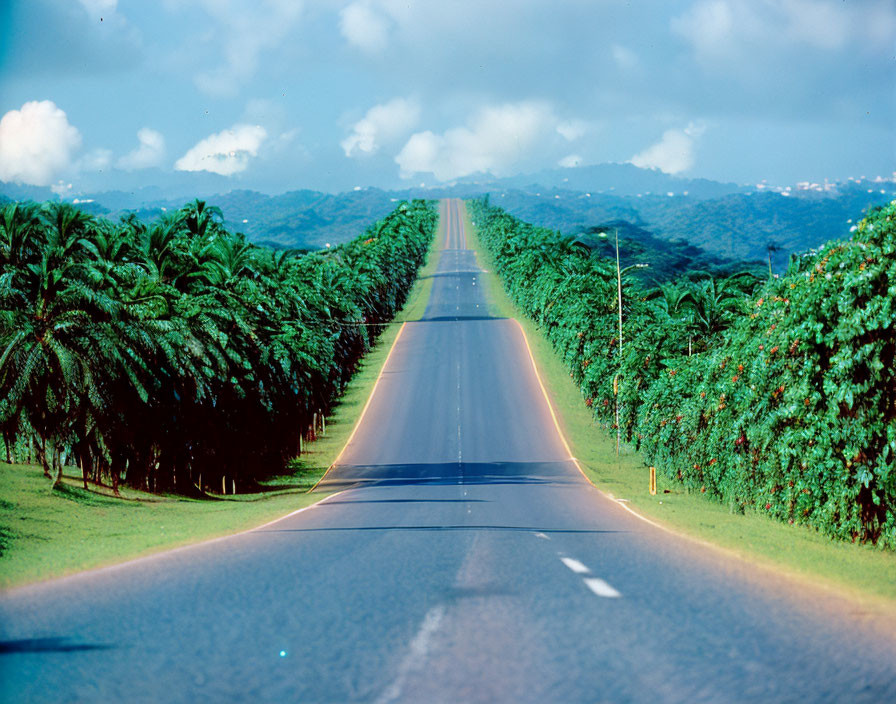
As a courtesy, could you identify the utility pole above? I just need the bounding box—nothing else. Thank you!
[615,228,622,456]
[598,228,648,456]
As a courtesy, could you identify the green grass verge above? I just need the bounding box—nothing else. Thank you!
[462,201,896,613]
[0,465,327,589]
[0,218,444,590]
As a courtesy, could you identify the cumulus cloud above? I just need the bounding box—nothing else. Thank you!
[117,128,166,170]
[174,124,267,176]
[0,101,82,186]
[395,102,561,181]
[629,122,706,175]
[188,0,304,96]
[556,120,588,142]
[672,0,894,60]
[671,0,734,57]
[80,148,113,171]
[340,1,391,52]
[342,97,420,157]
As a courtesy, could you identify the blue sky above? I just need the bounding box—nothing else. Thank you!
[0,0,893,195]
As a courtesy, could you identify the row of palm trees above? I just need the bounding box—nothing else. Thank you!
[642,273,762,356]
[469,198,762,438]
[0,198,437,494]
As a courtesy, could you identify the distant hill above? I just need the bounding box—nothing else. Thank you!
[129,188,400,249]
[3,164,893,264]
[461,162,747,199]
[570,220,765,284]
[489,183,894,273]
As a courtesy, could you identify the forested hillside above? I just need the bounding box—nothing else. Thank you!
[571,221,765,284]
[470,197,896,547]
[494,183,893,272]
[0,198,437,495]
[129,189,400,251]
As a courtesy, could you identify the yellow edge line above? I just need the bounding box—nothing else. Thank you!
[309,321,409,492]
[315,197,448,491]
[512,310,896,611]
[478,210,893,609]
[512,315,670,534]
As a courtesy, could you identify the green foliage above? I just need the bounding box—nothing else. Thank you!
[0,198,437,495]
[469,196,896,548]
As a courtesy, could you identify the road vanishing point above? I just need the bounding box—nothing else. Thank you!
[1,199,894,703]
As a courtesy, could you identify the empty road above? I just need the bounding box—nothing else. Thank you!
[1,199,894,703]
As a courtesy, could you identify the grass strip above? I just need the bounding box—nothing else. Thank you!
[0,218,444,590]
[461,201,896,613]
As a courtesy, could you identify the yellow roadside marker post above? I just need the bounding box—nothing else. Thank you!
[649,466,657,495]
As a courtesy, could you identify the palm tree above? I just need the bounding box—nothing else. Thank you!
[0,201,42,270]
[181,199,225,240]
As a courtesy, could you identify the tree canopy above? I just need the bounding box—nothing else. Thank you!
[0,198,437,495]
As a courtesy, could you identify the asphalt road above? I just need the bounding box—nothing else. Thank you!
[1,199,894,703]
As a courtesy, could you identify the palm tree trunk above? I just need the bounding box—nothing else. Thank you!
[52,446,64,489]
[36,436,51,478]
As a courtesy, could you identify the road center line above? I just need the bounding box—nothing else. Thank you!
[584,578,622,598]
[376,604,445,704]
[560,557,590,574]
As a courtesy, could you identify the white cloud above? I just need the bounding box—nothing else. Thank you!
[277,128,300,146]
[340,1,391,52]
[671,0,734,57]
[189,1,304,96]
[395,101,560,181]
[556,119,588,142]
[342,97,420,157]
[0,101,82,186]
[558,154,583,168]
[671,0,894,60]
[629,122,706,175]
[80,148,113,171]
[174,124,267,176]
[779,0,849,50]
[117,128,166,170]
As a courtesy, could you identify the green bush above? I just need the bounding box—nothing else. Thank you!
[470,196,895,547]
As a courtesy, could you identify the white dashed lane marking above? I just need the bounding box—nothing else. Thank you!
[560,557,590,574]
[556,554,623,598]
[584,578,622,598]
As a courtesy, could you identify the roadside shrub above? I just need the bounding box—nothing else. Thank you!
[470,196,895,547]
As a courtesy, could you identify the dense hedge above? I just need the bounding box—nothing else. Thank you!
[470,197,895,547]
[0,199,437,494]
